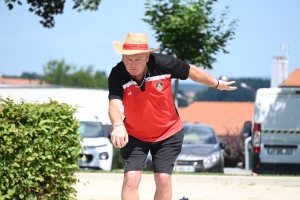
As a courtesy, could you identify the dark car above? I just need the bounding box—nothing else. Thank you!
[145,123,226,173]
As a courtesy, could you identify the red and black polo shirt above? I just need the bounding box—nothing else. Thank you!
[108,53,190,142]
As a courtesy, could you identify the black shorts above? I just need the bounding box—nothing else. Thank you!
[120,129,184,174]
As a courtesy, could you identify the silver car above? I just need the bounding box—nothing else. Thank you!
[145,123,226,173]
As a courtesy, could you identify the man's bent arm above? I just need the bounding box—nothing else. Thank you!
[109,99,124,127]
[109,99,128,148]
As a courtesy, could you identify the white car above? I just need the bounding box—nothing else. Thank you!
[77,115,113,171]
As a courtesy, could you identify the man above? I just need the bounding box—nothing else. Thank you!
[108,32,236,200]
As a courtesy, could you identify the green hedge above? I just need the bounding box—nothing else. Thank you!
[0,98,81,200]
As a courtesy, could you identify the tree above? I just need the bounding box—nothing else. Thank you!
[194,78,270,102]
[43,59,108,88]
[20,72,43,80]
[143,0,238,106]
[4,0,102,28]
[43,59,71,85]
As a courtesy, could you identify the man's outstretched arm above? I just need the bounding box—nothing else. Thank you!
[188,64,237,91]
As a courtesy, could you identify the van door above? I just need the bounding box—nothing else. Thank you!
[254,88,300,174]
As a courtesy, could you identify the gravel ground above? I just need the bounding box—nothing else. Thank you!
[74,173,300,200]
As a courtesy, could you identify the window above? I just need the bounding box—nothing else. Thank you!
[183,125,217,144]
[79,121,104,138]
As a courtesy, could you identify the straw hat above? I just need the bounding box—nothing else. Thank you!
[113,32,159,55]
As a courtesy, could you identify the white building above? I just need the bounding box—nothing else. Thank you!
[0,85,111,124]
[271,56,288,88]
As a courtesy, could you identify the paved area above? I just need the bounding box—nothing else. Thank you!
[74,172,300,200]
[224,167,252,175]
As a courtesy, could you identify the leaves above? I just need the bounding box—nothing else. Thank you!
[4,0,102,28]
[0,189,15,200]
[143,0,238,69]
[7,3,13,10]
[42,59,108,88]
[0,98,81,199]
[195,78,270,101]
[222,132,245,167]
[143,0,238,107]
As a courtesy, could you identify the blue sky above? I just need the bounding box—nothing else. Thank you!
[1,0,299,83]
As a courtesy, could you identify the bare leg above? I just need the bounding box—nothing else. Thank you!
[154,173,172,200]
[121,171,142,200]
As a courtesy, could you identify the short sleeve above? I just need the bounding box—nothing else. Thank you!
[153,53,190,80]
[108,66,124,101]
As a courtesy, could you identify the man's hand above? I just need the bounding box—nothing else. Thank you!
[110,125,128,148]
[218,80,237,91]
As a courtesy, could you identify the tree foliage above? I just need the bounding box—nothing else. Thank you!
[143,0,238,106]
[143,0,238,69]
[4,0,102,28]
[19,72,43,80]
[43,59,108,88]
[194,78,270,101]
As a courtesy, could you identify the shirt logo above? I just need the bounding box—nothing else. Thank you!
[155,82,164,92]
[128,91,132,95]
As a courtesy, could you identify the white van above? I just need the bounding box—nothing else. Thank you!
[243,87,300,174]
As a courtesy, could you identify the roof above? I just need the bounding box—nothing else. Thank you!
[0,77,48,85]
[281,68,300,87]
[178,101,254,136]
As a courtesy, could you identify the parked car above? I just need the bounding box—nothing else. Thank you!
[77,114,113,171]
[145,123,226,173]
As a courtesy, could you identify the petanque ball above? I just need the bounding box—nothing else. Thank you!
[218,75,229,82]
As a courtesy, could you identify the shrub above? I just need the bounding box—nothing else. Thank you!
[0,98,81,199]
[221,133,245,168]
[112,147,124,170]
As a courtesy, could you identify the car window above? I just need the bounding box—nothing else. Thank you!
[79,121,105,138]
[183,125,217,144]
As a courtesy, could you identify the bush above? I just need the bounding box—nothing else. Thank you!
[112,147,124,170]
[0,98,81,199]
[221,133,245,168]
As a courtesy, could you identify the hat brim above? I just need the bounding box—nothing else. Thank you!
[113,41,159,55]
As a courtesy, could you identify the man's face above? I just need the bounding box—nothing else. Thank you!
[122,53,150,77]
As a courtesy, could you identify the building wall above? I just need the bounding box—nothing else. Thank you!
[271,56,288,88]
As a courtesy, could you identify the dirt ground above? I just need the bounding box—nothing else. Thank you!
[74,173,300,200]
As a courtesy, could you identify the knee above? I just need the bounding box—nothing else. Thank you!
[124,171,142,188]
[154,173,171,185]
